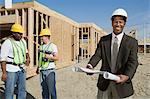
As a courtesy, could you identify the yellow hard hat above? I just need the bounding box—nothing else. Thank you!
[11,23,24,34]
[39,28,51,36]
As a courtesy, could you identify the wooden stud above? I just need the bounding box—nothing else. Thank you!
[22,9,25,36]
[5,10,8,15]
[15,9,19,23]
[28,8,34,67]
[45,15,48,28]
[87,27,90,58]
[36,11,39,66]
[81,27,83,59]
[40,13,43,29]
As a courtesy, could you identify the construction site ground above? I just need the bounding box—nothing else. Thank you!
[0,53,150,99]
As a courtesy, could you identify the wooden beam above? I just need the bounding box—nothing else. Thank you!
[22,9,25,36]
[0,2,34,11]
[40,13,43,29]
[15,9,19,23]
[49,16,51,30]
[28,8,34,67]
[73,26,76,61]
[87,27,90,58]
[5,10,8,15]
[36,11,39,66]
[81,27,83,60]
[0,15,16,24]
[76,27,79,62]
[90,27,95,55]
[45,15,48,28]
[33,1,78,26]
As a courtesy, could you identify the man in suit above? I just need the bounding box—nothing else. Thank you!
[86,8,138,99]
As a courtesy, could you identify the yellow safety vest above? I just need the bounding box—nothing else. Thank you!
[9,39,26,64]
[39,43,54,69]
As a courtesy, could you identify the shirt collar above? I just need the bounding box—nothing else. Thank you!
[112,32,124,42]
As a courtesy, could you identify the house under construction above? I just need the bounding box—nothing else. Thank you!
[0,1,107,76]
[79,23,106,59]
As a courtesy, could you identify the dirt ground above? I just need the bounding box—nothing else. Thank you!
[0,54,150,99]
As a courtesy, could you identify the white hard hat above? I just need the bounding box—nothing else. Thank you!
[112,8,128,18]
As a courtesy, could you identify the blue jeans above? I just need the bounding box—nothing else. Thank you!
[40,69,57,99]
[5,70,26,99]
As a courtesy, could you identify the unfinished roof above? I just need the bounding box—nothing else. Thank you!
[0,1,79,26]
[79,23,107,34]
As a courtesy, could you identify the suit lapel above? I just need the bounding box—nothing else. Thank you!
[104,34,112,67]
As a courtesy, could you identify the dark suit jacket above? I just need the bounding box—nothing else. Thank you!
[88,33,138,98]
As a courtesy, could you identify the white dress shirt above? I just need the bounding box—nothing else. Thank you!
[111,32,124,52]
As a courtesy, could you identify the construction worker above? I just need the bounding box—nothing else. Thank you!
[37,28,59,99]
[0,23,30,99]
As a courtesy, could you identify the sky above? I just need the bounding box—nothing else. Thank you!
[0,0,150,37]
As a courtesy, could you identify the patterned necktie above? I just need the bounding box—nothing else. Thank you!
[111,36,118,73]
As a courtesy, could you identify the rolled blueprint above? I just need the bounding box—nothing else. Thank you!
[72,66,104,74]
[103,72,120,81]
[72,66,120,81]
